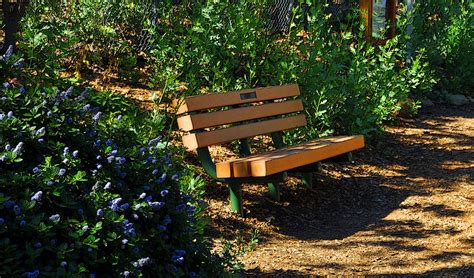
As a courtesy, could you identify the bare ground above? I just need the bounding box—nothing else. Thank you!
[203,104,473,276]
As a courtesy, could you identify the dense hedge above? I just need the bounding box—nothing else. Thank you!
[18,1,468,139]
[411,0,473,95]
[147,1,435,139]
[0,49,219,277]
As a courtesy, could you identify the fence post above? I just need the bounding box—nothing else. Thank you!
[406,0,414,63]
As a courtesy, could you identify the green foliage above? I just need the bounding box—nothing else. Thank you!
[147,1,436,140]
[149,0,292,96]
[0,52,220,277]
[219,229,260,273]
[411,0,474,94]
[19,0,158,82]
[16,0,442,140]
[294,4,435,139]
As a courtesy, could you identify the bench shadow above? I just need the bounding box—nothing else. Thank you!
[240,105,472,240]
[202,104,473,272]
[244,175,415,240]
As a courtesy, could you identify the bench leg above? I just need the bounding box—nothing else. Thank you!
[267,182,281,202]
[346,152,353,162]
[229,183,243,216]
[302,173,313,189]
[327,152,353,162]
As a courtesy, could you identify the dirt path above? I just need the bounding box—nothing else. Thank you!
[204,104,473,276]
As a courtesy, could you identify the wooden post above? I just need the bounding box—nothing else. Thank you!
[360,0,398,45]
[360,0,372,41]
[406,0,414,62]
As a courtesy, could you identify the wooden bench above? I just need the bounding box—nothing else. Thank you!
[175,84,364,215]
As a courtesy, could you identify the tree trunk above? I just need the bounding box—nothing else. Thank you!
[1,0,29,53]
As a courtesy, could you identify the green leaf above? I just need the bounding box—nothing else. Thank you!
[72,171,87,183]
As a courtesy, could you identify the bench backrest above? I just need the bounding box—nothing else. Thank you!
[175,84,306,150]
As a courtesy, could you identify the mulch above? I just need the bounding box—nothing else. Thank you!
[202,104,473,276]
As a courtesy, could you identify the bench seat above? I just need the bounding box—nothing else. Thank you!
[216,135,364,178]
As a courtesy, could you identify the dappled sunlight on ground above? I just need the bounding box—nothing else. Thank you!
[203,104,473,276]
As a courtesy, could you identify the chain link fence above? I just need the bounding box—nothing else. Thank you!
[2,0,361,52]
[266,0,359,33]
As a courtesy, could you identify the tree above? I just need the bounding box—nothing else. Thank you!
[1,0,30,53]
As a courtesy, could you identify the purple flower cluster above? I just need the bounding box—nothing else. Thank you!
[149,201,165,210]
[0,73,209,275]
[12,58,25,69]
[171,250,186,264]
[104,182,112,190]
[49,214,60,222]
[109,197,123,211]
[92,112,102,122]
[134,257,151,267]
[13,205,21,215]
[35,127,46,136]
[3,200,15,208]
[122,219,136,237]
[148,136,162,146]
[0,45,13,62]
[58,168,66,176]
[12,142,24,155]
[31,191,43,202]
[24,270,40,278]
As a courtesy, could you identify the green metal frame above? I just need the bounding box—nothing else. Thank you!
[323,152,353,163]
[229,183,243,215]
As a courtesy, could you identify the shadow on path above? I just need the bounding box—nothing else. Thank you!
[203,104,473,275]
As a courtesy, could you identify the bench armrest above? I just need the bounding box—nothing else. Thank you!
[196,147,224,181]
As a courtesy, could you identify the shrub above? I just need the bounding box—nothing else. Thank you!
[285,4,435,140]
[148,1,435,141]
[0,51,219,277]
[148,0,289,96]
[18,0,159,83]
[411,0,474,94]
[16,1,438,142]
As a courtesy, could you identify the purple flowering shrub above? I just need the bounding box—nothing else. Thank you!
[0,54,218,277]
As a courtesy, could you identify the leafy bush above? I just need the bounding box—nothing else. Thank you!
[149,0,291,95]
[147,1,435,141]
[0,51,219,277]
[11,0,449,141]
[19,0,159,83]
[15,1,438,141]
[293,5,436,139]
[411,0,474,94]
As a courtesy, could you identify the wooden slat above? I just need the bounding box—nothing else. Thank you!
[177,99,304,131]
[174,84,300,115]
[215,135,365,178]
[182,115,307,150]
